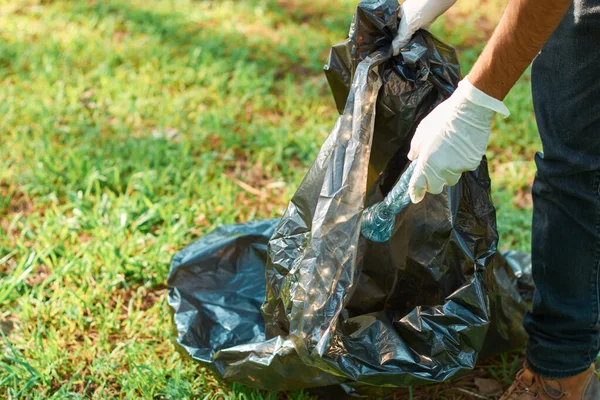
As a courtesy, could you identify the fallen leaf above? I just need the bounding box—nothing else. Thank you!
[0,319,14,335]
[231,178,266,198]
[474,377,503,395]
[80,89,95,100]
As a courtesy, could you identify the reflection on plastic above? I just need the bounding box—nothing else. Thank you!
[167,0,532,395]
[361,161,415,242]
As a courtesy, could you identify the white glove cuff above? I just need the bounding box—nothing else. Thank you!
[460,77,510,118]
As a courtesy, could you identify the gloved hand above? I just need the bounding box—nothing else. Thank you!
[407,77,510,204]
[392,0,457,55]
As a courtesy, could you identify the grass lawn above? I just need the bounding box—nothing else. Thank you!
[0,0,551,398]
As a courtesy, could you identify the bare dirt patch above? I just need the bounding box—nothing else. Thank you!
[513,188,533,210]
[1,181,33,215]
[26,264,51,286]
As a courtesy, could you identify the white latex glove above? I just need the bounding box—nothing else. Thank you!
[392,0,457,55]
[407,77,510,204]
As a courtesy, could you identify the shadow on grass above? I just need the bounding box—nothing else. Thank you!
[63,0,350,76]
[0,0,348,198]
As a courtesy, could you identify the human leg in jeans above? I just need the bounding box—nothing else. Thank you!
[498,1,600,399]
[524,0,600,379]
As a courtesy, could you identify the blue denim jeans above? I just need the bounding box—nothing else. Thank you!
[523,0,600,379]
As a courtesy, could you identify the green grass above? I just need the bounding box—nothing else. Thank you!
[1,0,541,398]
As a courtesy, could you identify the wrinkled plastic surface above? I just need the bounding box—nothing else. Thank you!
[168,0,532,393]
[361,161,415,242]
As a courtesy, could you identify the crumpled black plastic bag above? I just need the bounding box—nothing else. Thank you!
[168,0,531,394]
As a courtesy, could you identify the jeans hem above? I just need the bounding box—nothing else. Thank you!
[526,349,592,379]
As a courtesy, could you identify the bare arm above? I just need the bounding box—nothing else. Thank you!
[468,0,573,100]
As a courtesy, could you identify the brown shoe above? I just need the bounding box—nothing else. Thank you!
[500,363,600,399]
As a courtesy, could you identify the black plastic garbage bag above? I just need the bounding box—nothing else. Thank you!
[168,0,531,393]
[168,219,344,390]
[167,219,530,393]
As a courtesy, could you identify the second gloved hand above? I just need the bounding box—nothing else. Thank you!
[408,77,510,204]
[392,0,457,55]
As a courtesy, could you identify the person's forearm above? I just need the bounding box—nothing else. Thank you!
[468,0,572,100]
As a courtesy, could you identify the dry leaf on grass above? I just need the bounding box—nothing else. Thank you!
[474,377,504,396]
